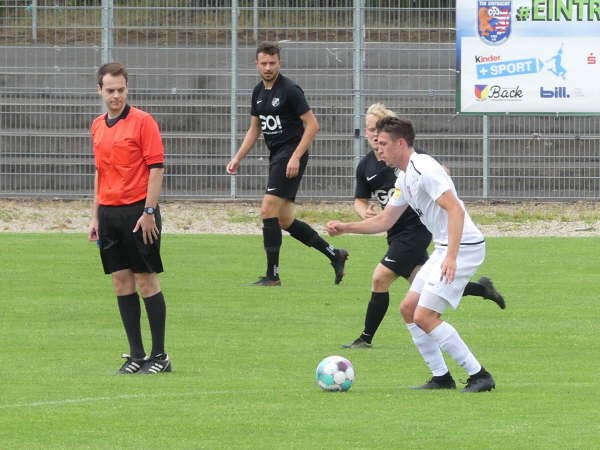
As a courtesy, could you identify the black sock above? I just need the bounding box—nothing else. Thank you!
[143,291,167,357]
[361,292,390,343]
[263,217,281,279]
[463,281,485,297]
[285,219,336,261]
[117,293,145,359]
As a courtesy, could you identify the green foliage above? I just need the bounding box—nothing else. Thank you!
[471,204,600,225]
[226,204,358,224]
[2,234,599,448]
[294,206,358,224]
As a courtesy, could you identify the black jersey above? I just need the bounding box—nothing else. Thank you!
[355,149,430,240]
[251,74,310,155]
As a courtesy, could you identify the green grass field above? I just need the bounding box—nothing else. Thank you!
[1,233,599,449]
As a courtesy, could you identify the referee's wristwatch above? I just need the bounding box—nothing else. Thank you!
[143,206,156,215]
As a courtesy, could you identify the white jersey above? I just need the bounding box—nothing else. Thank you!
[388,152,484,246]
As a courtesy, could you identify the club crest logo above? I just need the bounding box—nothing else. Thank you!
[272,97,280,107]
[478,0,511,46]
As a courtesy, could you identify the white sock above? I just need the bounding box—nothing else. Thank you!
[429,322,482,376]
[406,323,448,377]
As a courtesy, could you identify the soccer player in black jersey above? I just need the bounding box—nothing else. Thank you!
[226,42,348,286]
[340,104,505,348]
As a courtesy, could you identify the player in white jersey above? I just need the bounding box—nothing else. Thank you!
[326,116,495,393]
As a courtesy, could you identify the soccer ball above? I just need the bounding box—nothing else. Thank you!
[315,355,355,392]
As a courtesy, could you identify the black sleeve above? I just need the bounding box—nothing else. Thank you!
[354,158,371,199]
[250,85,259,117]
[288,85,311,117]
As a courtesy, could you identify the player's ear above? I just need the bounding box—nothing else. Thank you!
[96,84,102,95]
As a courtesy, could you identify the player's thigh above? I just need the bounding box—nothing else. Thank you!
[123,203,164,275]
[98,205,132,275]
[265,152,308,202]
[417,244,485,310]
[380,228,430,279]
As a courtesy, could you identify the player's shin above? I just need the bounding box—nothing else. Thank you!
[117,293,145,359]
[362,292,390,343]
[428,321,482,376]
[406,323,448,376]
[263,217,281,280]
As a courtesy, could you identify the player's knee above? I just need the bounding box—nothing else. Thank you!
[413,315,428,331]
[111,271,135,295]
[413,309,436,332]
[135,275,160,298]
[278,217,293,229]
[399,299,415,322]
[371,264,396,292]
[371,274,391,292]
[260,206,273,219]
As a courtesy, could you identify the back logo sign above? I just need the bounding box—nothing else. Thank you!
[478,0,511,46]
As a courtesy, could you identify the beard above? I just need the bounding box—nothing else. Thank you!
[260,71,278,82]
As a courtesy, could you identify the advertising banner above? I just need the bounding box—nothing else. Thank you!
[457,0,600,114]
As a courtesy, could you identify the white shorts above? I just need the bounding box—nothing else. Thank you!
[410,242,485,310]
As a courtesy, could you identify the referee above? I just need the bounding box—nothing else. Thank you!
[88,62,171,374]
[226,42,348,286]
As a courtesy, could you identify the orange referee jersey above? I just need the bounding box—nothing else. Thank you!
[91,105,165,206]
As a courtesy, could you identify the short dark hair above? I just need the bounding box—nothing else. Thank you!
[256,41,280,59]
[97,62,128,87]
[375,116,416,147]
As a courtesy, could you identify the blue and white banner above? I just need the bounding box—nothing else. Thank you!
[457,0,600,113]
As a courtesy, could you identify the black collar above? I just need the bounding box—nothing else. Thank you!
[105,104,131,128]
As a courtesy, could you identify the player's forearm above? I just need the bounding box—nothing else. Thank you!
[91,171,99,219]
[354,198,370,219]
[446,205,465,259]
[235,127,260,160]
[145,168,164,207]
[343,213,391,235]
[291,119,319,160]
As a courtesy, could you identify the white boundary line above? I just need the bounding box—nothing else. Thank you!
[3,382,593,409]
[0,389,265,410]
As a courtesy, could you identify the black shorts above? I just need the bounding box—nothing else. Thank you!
[265,151,309,202]
[380,227,431,279]
[98,200,163,275]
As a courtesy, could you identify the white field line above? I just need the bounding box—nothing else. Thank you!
[2,382,595,409]
[0,389,265,410]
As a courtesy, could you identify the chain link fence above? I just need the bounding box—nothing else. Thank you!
[1,0,598,200]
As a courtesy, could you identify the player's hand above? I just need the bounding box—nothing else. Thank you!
[286,156,300,178]
[88,218,99,242]
[364,204,378,218]
[440,256,457,283]
[326,220,345,237]
[226,158,240,175]
[133,213,159,245]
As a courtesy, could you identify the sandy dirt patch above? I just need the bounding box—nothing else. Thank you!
[1,198,599,237]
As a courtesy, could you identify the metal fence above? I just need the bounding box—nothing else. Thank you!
[1,0,599,201]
